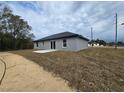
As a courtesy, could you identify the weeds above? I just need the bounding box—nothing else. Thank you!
[11,48,124,91]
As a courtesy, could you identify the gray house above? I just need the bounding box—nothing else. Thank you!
[33,32,89,51]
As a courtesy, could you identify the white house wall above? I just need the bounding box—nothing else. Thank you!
[43,41,51,49]
[34,42,44,49]
[55,38,77,51]
[34,37,88,51]
[75,38,88,51]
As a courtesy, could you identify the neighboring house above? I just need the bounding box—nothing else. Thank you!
[33,32,89,51]
[93,43,100,47]
[88,43,104,47]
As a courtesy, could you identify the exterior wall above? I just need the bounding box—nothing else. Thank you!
[75,38,88,51]
[34,42,44,49]
[55,38,77,51]
[34,37,88,51]
[43,41,51,49]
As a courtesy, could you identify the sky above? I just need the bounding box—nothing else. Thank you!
[1,1,124,42]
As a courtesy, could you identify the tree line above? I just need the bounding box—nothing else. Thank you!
[89,39,106,46]
[0,4,34,51]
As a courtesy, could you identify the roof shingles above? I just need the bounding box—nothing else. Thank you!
[34,32,89,42]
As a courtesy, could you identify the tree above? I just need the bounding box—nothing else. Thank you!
[95,39,106,46]
[0,4,34,51]
[107,42,115,46]
[117,41,124,46]
[89,39,106,46]
[8,15,33,49]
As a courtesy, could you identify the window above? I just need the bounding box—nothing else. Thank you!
[63,39,67,47]
[36,42,38,47]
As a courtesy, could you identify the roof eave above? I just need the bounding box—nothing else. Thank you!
[77,36,89,41]
[34,36,89,42]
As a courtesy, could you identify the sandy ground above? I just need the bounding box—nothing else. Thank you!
[0,59,5,83]
[0,52,74,92]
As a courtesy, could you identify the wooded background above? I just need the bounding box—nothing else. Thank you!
[0,4,34,51]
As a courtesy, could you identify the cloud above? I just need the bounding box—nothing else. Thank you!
[2,1,124,41]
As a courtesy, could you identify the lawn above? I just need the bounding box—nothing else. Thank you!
[10,48,124,91]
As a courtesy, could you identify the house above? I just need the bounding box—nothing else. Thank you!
[88,43,104,47]
[93,43,100,47]
[33,32,89,51]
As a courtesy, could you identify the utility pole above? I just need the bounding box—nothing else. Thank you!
[91,27,93,46]
[115,13,118,49]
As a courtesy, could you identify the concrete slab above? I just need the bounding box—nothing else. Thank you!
[33,49,57,53]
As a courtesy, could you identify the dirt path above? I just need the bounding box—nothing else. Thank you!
[0,52,74,92]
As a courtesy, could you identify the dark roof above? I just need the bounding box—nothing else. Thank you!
[33,32,89,42]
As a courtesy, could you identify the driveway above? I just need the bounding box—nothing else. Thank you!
[0,52,74,92]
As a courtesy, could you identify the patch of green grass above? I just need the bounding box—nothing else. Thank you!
[10,48,124,91]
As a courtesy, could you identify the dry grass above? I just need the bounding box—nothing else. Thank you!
[10,48,124,91]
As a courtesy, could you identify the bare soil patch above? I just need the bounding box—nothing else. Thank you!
[0,52,74,92]
[11,48,124,91]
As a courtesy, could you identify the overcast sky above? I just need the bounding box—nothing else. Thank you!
[2,1,124,42]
